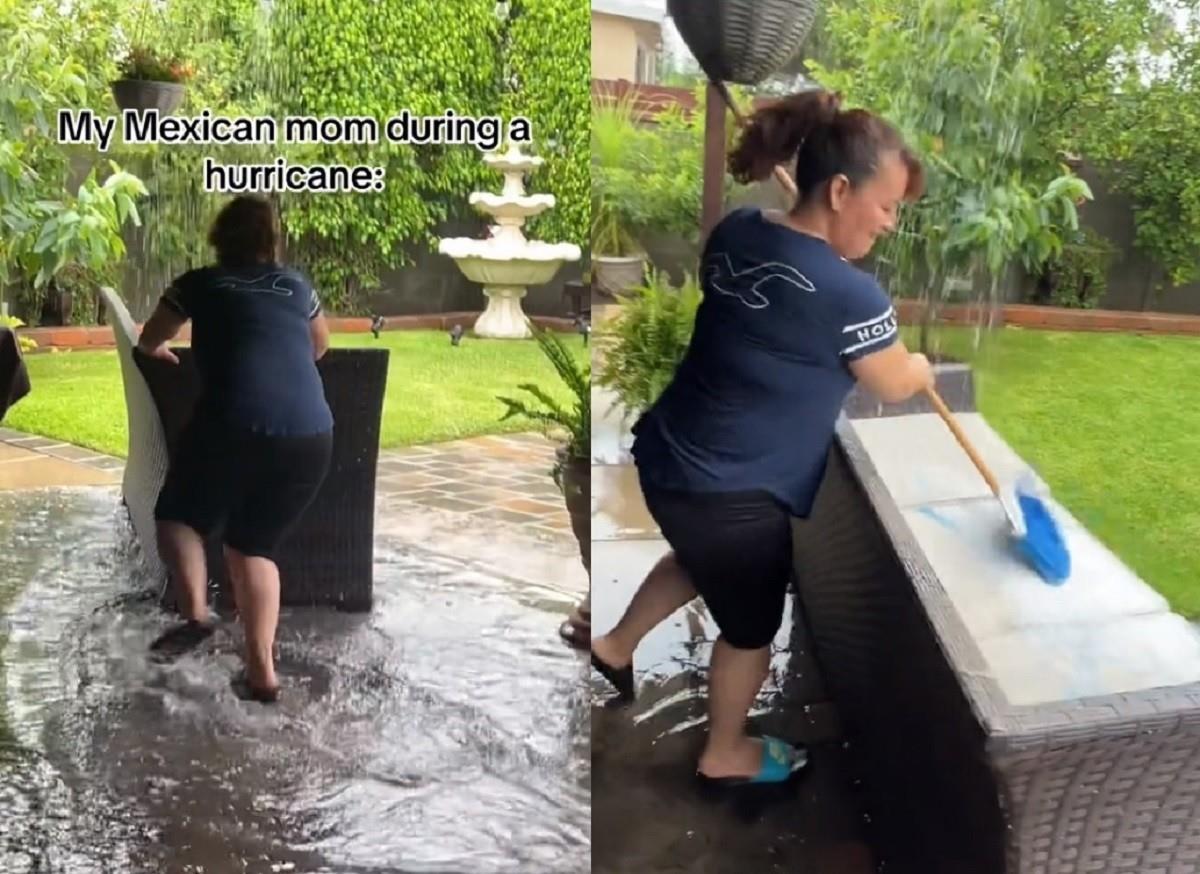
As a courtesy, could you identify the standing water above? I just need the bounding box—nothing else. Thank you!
[0,487,589,873]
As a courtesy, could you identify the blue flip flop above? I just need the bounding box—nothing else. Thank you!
[695,736,809,790]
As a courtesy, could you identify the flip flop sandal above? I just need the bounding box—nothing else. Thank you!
[230,670,280,705]
[695,737,809,791]
[559,619,590,649]
[148,619,216,662]
[590,652,635,702]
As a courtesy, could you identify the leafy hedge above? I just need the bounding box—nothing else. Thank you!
[267,0,504,313]
[503,0,590,248]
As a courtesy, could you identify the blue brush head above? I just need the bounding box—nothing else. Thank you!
[1016,490,1071,584]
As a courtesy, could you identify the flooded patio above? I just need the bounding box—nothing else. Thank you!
[588,382,877,874]
[0,436,590,874]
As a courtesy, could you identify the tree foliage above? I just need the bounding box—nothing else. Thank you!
[809,0,1091,345]
[0,1,146,316]
[1093,15,1200,290]
[808,0,1200,306]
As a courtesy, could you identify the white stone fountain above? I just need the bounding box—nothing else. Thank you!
[438,141,581,339]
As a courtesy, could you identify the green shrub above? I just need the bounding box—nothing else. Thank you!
[597,268,701,418]
[1033,227,1116,309]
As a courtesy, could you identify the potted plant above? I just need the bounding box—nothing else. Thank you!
[597,268,702,420]
[591,89,648,298]
[112,46,194,114]
[591,195,646,299]
[496,324,591,646]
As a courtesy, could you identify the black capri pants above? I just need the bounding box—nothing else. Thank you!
[154,415,333,561]
[638,470,794,650]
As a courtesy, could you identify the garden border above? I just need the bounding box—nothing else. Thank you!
[895,299,1200,336]
[19,313,580,351]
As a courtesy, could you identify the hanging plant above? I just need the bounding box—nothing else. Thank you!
[112,45,194,114]
[111,0,195,116]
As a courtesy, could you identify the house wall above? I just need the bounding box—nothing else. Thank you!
[591,12,660,83]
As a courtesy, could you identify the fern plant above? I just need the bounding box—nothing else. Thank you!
[597,268,702,418]
[497,325,590,487]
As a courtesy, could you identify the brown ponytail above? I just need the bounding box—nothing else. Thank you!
[728,88,925,205]
[728,90,842,183]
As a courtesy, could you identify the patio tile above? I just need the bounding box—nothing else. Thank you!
[0,456,119,490]
[378,472,451,491]
[414,495,484,514]
[6,435,65,450]
[0,443,39,463]
[498,497,563,517]
[40,444,106,462]
[470,507,546,525]
[374,433,573,545]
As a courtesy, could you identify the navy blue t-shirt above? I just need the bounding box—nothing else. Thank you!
[631,207,899,517]
[161,263,334,436]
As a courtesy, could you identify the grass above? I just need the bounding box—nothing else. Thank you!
[4,329,588,457]
[906,325,1200,618]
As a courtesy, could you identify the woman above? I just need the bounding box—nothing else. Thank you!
[591,90,935,788]
[137,194,333,704]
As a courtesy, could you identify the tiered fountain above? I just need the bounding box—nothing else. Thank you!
[439,141,581,339]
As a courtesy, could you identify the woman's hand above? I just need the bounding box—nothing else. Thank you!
[140,342,179,364]
[907,352,934,392]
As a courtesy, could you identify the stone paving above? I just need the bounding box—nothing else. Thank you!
[0,426,574,546]
[374,432,572,542]
[0,427,124,489]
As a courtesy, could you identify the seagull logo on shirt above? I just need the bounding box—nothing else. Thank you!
[213,271,301,297]
[703,252,817,309]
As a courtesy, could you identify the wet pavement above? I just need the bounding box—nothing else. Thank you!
[0,428,125,489]
[589,384,878,874]
[0,433,589,873]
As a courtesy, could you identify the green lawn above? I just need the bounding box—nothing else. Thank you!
[5,330,587,457]
[906,325,1200,617]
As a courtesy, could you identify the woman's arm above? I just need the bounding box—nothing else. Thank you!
[309,311,330,360]
[137,300,187,364]
[848,340,933,403]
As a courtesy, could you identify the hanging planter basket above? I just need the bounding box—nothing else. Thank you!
[666,0,822,85]
[111,79,186,115]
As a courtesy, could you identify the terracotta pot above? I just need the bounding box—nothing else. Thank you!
[111,79,186,114]
[558,449,590,575]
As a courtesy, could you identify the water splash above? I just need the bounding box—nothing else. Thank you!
[0,487,588,874]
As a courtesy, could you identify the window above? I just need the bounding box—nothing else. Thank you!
[636,42,657,84]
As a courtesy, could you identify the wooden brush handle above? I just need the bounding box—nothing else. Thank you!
[923,386,1002,497]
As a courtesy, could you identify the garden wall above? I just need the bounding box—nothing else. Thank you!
[112,218,583,324]
[595,79,1200,317]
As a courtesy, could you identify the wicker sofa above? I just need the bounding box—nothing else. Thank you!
[792,369,1200,873]
[102,287,387,612]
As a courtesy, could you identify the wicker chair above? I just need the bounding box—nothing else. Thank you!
[102,287,387,612]
[792,373,1200,872]
[666,0,821,84]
